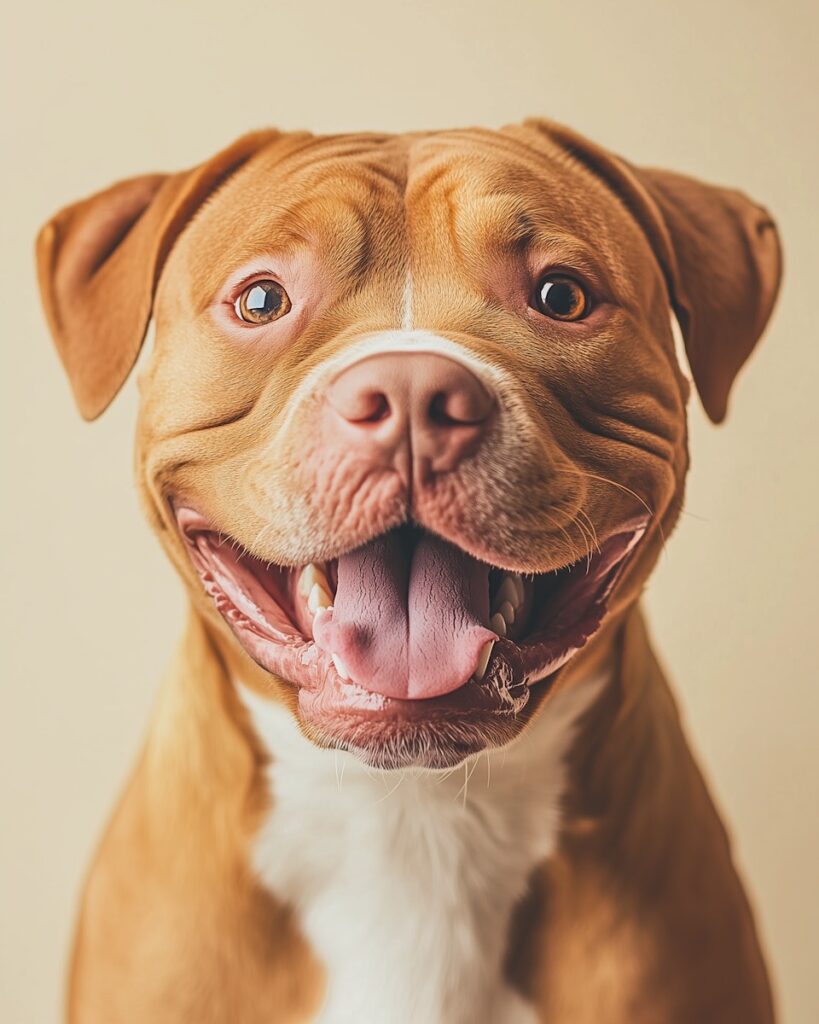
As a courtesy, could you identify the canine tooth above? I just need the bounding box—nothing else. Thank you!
[307,582,333,613]
[312,606,330,627]
[332,654,350,680]
[496,600,516,625]
[494,576,521,611]
[512,573,525,603]
[299,563,329,598]
[490,612,507,637]
[474,640,494,681]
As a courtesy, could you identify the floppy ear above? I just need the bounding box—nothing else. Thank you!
[626,165,782,423]
[522,119,783,423]
[36,130,280,420]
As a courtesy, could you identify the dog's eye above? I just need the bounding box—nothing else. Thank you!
[532,274,589,321]
[234,280,292,324]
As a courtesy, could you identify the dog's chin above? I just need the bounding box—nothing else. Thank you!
[173,505,646,770]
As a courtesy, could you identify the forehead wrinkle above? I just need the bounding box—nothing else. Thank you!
[190,132,408,242]
[405,141,562,225]
[466,212,611,279]
[407,130,627,232]
[407,173,605,285]
[189,169,407,307]
[248,152,409,283]
[405,133,575,214]
[285,155,407,196]
[409,126,545,168]
[449,192,535,255]
[406,144,637,300]
[524,233,612,281]
[249,131,403,180]
[458,197,613,277]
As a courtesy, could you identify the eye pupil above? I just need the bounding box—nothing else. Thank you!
[542,281,576,316]
[235,279,291,324]
[247,284,281,316]
[534,275,588,321]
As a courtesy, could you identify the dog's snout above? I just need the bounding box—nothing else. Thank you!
[324,352,494,478]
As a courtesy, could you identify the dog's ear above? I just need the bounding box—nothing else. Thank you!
[520,120,782,423]
[626,165,782,423]
[36,130,281,420]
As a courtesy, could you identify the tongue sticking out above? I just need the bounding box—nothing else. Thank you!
[312,530,496,699]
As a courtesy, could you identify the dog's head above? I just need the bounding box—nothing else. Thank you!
[37,122,780,769]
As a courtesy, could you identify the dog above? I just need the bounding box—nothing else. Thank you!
[37,119,781,1023]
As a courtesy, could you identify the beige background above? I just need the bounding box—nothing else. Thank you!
[2,1,817,1020]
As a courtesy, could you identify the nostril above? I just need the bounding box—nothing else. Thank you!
[341,390,391,424]
[429,392,464,426]
[428,387,493,427]
[360,392,391,423]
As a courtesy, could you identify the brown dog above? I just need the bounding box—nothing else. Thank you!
[37,120,781,1023]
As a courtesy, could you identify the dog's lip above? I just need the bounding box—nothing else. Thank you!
[172,499,647,767]
[173,504,646,578]
[171,500,646,709]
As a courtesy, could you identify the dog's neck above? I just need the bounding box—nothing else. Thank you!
[235,654,609,1023]
[141,606,769,1021]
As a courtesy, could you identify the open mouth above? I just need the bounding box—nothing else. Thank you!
[175,507,645,767]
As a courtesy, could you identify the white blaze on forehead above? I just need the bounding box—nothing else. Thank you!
[401,272,414,332]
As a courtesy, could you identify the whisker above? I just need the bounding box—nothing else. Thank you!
[457,756,480,807]
[575,507,601,554]
[551,467,665,557]
[678,506,709,523]
[552,467,654,519]
[251,520,277,554]
[374,771,406,805]
[569,512,595,572]
[538,506,580,560]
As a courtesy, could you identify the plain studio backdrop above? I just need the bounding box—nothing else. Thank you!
[2,1,817,1020]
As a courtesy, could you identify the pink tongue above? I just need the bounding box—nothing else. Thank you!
[313,531,495,699]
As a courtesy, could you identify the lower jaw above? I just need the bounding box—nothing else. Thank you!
[213,619,524,768]
[298,640,532,770]
[302,698,528,771]
[180,513,646,770]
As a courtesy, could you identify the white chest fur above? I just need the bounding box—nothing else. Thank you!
[239,674,606,1024]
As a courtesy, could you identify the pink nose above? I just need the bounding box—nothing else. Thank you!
[325,352,495,480]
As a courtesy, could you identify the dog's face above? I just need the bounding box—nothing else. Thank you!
[37,122,780,769]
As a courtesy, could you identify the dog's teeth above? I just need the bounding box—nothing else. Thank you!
[299,563,330,598]
[512,573,525,603]
[494,576,521,612]
[332,654,350,680]
[307,582,333,613]
[473,640,494,681]
[489,612,507,637]
[496,600,516,625]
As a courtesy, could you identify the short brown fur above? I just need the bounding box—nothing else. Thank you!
[37,121,780,1022]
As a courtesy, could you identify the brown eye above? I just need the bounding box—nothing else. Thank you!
[234,280,291,324]
[533,274,589,321]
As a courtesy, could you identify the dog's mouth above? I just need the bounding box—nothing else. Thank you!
[175,507,645,768]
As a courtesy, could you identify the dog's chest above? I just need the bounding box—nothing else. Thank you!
[240,676,605,1024]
